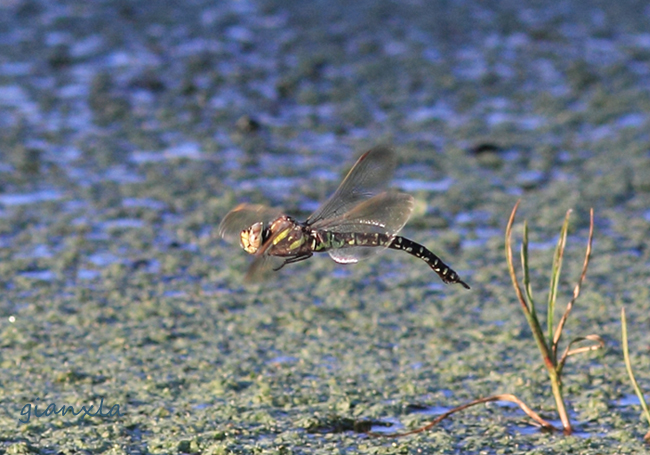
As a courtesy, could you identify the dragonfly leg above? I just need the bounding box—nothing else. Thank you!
[283,252,313,265]
[273,252,313,271]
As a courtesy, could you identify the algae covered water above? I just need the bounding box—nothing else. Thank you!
[1,0,649,453]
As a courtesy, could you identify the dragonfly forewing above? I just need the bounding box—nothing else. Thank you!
[306,145,397,226]
[312,191,414,234]
[218,203,282,243]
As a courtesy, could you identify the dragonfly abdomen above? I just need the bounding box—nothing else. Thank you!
[389,236,470,289]
[316,231,469,289]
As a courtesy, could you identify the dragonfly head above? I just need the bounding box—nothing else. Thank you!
[240,222,264,254]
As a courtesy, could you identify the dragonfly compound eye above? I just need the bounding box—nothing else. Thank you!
[240,222,264,254]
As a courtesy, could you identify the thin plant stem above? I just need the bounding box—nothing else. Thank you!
[505,202,573,434]
[553,209,594,356]
[621,307,650,441]
[557,335,604,376]
[549,370,571,434]
[522,221,542,332]
[368,394,557,438]
[506,203,550,371]
[547,210,571,358]
[505,200,529,315]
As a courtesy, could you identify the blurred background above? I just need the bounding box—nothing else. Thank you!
[1,0,649,452]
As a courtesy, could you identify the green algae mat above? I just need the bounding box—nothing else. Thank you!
[1,0,649,453]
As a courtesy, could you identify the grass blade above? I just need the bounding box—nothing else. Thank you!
[553,209,594,353]
[621,307,650,439]
[505,201,530,314]
[506,202,548,359]
[547,210,571,352]
[521,221,538,322]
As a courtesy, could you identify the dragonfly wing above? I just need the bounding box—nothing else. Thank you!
[306,145,397,225]
[218,203,282,243]
[314,192,414,235]
[321,192,415,263]
[328,247,378,264]
[244,254,285,283]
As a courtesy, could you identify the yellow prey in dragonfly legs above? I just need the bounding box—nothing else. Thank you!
[219,145,469,289]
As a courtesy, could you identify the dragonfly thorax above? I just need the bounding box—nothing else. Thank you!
[240,222,265,254]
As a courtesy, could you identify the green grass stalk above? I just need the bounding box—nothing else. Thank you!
[621,307,650,441]
[505,202,599,435]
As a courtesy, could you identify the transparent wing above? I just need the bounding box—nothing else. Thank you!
[217,203,282,243]
[306,145,397,226]
[244,254,285,283]
[315,191,414,234]
[328,246,379,264]
[243,218,296,282]
[320,191,415,264]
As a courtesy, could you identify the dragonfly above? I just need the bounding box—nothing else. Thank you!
[218,145,469,289]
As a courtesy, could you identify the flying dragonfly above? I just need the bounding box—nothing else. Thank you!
[218,145,470,289]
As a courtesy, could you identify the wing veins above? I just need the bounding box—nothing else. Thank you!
[307,145,397,226]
